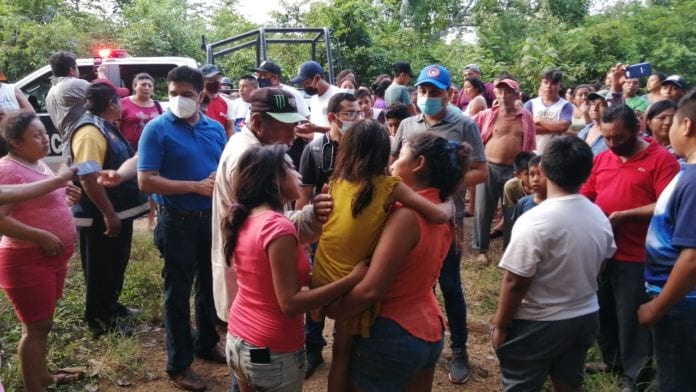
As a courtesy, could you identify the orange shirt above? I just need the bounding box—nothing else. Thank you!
[379,188,451,342]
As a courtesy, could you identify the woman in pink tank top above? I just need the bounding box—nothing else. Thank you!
[326,133,472,392]
[0,111,83,390]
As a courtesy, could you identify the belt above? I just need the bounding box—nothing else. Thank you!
[159,206,212,218]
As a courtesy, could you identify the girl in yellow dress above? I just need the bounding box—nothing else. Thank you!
[312,119,451,391]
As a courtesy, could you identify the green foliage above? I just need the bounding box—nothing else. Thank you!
[118,0,205,60]
[0,231,165,389]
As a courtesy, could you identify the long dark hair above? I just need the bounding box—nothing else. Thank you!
[223,144,289,263]
[406,133,471,200]
[331,119,390,217]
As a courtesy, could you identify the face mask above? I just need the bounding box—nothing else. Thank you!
[609,135,638,157]
[205,81,221,94]
[344,89,355,95]
[304,86,318,96]
[257,78,272,88]
[417,96,445,116]
[169,95,198,119]
[339,120,354,134]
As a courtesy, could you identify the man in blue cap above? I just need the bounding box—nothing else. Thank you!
[200,64,232,136]
[391,64,488,385]
[291,61,344,140]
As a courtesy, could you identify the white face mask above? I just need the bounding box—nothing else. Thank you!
[169,95,198,119]
[339,120,354,134]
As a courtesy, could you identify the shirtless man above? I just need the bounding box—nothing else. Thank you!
[473,79,536,264]
[523,70,573,153]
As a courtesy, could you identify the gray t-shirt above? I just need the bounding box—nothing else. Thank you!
[384,83,412,106]
[391,105,485,162]
[46,76,89,137]
[391,106,486,217]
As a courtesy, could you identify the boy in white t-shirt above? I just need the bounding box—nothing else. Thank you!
[492,136,616,391]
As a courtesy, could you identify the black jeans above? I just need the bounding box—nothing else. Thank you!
[155,209,219,373]
[597,259,653,387]
[79,218,134,331]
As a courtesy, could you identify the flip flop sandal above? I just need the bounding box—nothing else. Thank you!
[489,229,503,239]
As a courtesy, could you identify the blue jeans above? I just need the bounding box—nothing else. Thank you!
[154,209,219,373]
[351,317,444,392]
[438,242,468,350]
[653,305,696,392]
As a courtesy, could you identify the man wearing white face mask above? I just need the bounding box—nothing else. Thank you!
[137,66,228,391]
[297,92,360,209]
[391,64,488,385]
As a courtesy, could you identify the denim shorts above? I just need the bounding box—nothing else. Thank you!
[350,317,444,392]
[226,334,305,392]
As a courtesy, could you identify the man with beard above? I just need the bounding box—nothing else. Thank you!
[580,104,679,392]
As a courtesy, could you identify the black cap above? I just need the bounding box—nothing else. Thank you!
[252,61,281,75]
[393,61,413,77]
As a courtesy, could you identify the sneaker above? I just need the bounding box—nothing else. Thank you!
[448,348,470,384]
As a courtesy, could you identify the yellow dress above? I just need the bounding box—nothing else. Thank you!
[312,175,401,337]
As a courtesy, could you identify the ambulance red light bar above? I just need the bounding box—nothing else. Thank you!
[97,48,131,58]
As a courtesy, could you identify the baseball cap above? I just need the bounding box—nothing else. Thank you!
[252,61,282,76]
[200,64,221,79]
[92,79,129,97]
[415,64,452,90]
[393,61,413,77]
[290,61,323,84]
[464,64,481,73]
[662,75,687,89]
[494,78,519,92]
[586,91,608,101]
[249,88,306,124]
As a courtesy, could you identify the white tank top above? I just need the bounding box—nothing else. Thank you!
[0,83,19,113]
[528,97,569,153]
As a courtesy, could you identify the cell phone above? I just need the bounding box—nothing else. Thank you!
[625,62,652,79]
[249,347,271,364]
[75,160,102,176]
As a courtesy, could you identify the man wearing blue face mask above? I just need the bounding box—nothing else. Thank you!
[138,66,228,391]
[390,64,488,385]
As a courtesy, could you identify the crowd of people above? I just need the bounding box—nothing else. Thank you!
[0,50,694,392]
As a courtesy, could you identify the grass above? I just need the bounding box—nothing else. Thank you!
[459,246,630,392]
[0,230,164,390]
[0,225,648,391]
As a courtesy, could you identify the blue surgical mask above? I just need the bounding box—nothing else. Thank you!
[417,97,445,116]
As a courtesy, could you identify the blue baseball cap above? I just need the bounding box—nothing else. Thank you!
[290,61,323,84]
[200,64,221,79]
[415,64,451,90]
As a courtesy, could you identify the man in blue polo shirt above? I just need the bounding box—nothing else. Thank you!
[138,66,227,391]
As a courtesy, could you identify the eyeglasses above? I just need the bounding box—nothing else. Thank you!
[337,111,365,120]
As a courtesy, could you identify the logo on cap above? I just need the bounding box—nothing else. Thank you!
[427,67,441,77]
[273,94,286,109]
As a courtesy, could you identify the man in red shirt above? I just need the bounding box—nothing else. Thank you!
[200,64,232,136]
[580,104,679,392]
